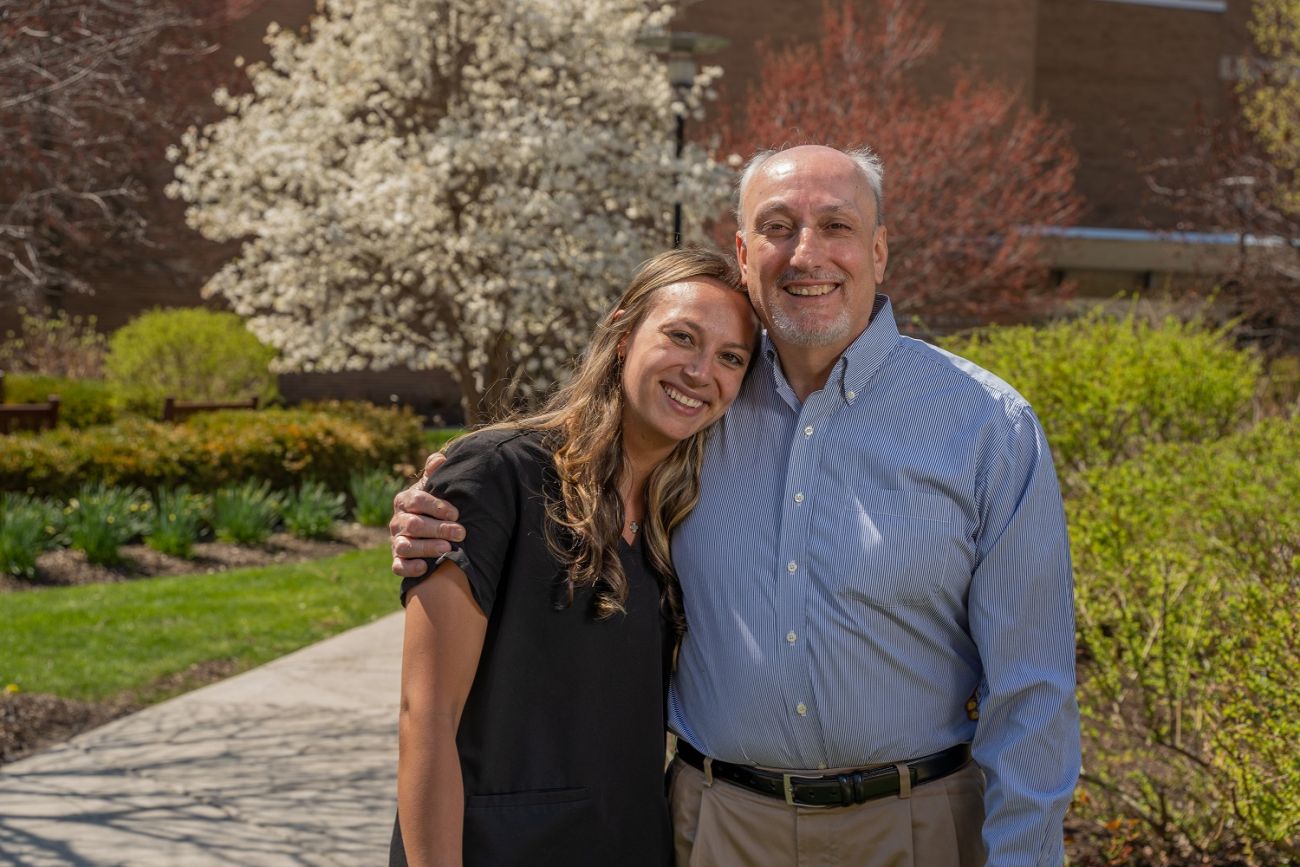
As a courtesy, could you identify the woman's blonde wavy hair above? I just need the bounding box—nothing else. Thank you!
[468,247,749,636]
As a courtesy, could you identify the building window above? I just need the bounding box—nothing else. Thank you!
[1093,0,1227,11]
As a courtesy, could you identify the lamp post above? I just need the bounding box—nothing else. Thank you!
[636,31,729,248]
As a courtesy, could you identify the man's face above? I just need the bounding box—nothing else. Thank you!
[735,146,888,354]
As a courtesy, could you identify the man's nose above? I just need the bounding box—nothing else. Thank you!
[790,227,824,269]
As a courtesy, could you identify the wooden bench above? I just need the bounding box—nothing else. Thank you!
[0,371,61,434]
[162,395,260,423]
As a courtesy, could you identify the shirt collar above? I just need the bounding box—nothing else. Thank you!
[761,294,900,406]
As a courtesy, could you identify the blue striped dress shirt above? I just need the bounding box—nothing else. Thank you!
[668,296,1080,866]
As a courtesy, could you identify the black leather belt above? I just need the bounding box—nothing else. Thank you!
[676,741,971,808]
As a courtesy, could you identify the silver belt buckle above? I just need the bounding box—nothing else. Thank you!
[783,773,795,806]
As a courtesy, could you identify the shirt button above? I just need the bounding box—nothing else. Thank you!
[796,702,807,716]
[803,425,814,437]
[817,762,828,770]
[793,492,805,504]
[846,390,856,401]
[786,631,797,644]
[787,561,798,573]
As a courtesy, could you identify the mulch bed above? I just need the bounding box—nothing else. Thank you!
[0,524,389,767]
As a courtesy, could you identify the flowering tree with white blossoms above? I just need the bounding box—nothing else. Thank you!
[169,0,728,423]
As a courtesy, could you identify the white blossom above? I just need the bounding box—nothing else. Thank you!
[170,0,731,423]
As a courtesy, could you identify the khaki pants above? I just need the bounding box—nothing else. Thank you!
[668,756,986,867]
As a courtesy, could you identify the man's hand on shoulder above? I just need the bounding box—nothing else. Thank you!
[390,452,466,578]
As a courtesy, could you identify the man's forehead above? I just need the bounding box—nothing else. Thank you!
[741,152,872,222]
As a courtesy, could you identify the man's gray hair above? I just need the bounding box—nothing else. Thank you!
[735,145,885,227]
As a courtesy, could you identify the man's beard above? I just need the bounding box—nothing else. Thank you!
[766,305,854,348]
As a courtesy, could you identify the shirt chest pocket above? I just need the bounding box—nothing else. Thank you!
[826,489,966,608]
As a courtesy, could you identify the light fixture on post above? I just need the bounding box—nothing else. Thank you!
[635,30,729,248]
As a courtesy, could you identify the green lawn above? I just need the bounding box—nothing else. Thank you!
[0,546,398,703]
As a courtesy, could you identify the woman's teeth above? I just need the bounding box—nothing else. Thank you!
[664,385,704,409]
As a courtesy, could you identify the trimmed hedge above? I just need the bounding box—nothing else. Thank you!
[943,310,1261,477]
[1070,416,1300,863]
[2,374,116,429]
[0,403,422,500]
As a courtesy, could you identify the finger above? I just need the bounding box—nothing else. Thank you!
[392,535,453,559]
[392,488,459,522]
[421,451,448,482]
[393,513,464,543]
[392,555,432,578]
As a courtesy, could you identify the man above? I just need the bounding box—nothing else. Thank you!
[391,144,1079,865]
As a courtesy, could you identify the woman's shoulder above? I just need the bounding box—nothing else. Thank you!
[444,426,554,472]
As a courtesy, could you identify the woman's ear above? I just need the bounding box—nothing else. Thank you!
[613,310,627,359]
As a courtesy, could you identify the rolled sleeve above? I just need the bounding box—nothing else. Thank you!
[398,433,523,617]
[969,407,1080,866]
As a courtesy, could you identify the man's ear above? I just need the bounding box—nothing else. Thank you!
[872,225,889,284]
[735,230,747,272]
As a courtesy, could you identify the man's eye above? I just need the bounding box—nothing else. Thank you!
[761,222,791,234]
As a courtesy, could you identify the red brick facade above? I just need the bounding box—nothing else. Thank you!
[6,0,1253,421]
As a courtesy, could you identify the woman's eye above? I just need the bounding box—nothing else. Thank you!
[669,330,692,344]
[721,353,744,366]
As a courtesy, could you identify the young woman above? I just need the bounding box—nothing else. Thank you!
[391,248,758,867]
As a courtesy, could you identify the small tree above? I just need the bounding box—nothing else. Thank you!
[1143,0,1300,351]
[1243,0,1300,214]
[718,0,1080,330]
[170,0,730,424]
[0,0,232,308]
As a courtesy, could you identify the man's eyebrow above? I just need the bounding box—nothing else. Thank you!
[750,200,858,222]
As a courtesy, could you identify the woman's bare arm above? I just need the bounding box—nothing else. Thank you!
[397,560,488,867]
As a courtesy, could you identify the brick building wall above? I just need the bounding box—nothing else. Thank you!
[6,0,1254,417]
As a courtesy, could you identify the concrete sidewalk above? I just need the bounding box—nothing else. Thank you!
[0,611,405,866]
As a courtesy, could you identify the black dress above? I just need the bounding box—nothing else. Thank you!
[390,429,674,867]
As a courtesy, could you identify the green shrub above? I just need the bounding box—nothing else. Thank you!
[104,308,279,417]
[0,404,423,500]
[147,488,209,559]
[1070,417,1300,863]
[213,480,282,545]
[65,483,152,566]
[349,468,400,527]
[2,374,116,428]
[0,307,106,378]
[942,309,1261,479]
[0,494,62,577]
[282,481,344,539]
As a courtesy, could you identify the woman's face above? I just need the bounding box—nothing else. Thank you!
[619,278,758,457]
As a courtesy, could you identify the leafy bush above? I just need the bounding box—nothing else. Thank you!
[147,488,209,559]
[943,309,1261,478]
[0,494,62,577]
[0,307,107,378]
[282,481,344,539]
[349,468,400,527]
[212,480,282,545]
[2,374,116,428]
[0,404,423,500]
[104,308,279,416]
[65,483,152,566]
[1070,417,1300,864]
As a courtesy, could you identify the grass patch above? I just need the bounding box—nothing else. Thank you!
[0,546,397,703]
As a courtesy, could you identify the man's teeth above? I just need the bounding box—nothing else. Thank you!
[785,283,836,296]
[664,385,704,409]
